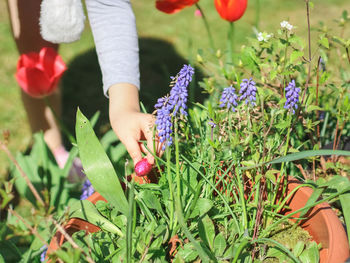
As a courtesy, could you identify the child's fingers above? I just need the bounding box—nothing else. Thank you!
[123,136,143,165]
[141,120,155,165]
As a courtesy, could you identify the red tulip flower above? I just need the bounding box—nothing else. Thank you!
[214,0,247,22]
[15,47,67,98]
[156,0,199,14]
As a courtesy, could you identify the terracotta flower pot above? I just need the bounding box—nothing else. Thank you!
[285,177,349,263]
[47,177,349,262]
[46,192,106,257]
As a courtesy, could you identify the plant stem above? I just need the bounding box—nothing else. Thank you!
[0,140,45,208]
[166,148,174,232]
[8,208,49,247]
[195,3,215,51]
[50,217,94,263]
[301,0,312,104]
[282,31,289,92]
[346,47,350,65]
[272,115,292,207]
[316,56,321,147]
[174,120,182,212]
[235,166,248,231]
[254,0,260,30]
[227,22,235,64]
[126,180,135,263]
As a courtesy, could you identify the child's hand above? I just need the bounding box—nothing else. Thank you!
[108,83,157,165]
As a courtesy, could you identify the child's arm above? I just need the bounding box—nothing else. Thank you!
[108,83,155,165]
[85,0,156,163]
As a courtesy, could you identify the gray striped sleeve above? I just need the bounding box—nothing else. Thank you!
[85,0,140,97]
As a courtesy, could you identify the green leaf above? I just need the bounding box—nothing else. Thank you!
[69,199,123,236]
[198,215,215,249]
[319,37,329,49]
[299,242,319,263]
[293,241,304,257]
[189,198,213,218]
[76,108,128,215]
[255,238,301,263]
[265,170,279,184]
[305,105,323,113]
[137,190,166,218]
[213,233,227,256]
[290,51,304,63]
[299,186,325,219]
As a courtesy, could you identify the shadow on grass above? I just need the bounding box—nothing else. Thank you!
[61,37,205,147]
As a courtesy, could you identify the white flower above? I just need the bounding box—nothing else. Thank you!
[280,20,293,31]
[257,32,272,42]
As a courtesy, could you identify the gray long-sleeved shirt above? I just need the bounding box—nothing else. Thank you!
[85,0,140,97]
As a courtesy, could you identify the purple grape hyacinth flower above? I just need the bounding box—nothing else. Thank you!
[169,64,194,116]
[155,102,173,150]
[208,119,216,128]
[154,64,194,150]
[239,78,257,106]
[284,80,301,114]
[219,85,238,112]
[40,245,47,262]
[80,179,95,200]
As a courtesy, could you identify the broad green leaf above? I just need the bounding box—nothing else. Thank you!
[69,199,123,236]
[299,242,319,263]
[293,241,304,257]
[254,238,301,263]
[319,37,329,49]
[306,105,323,113]
[198,215,215,249]
[176,243,198,261]
[189,198,213,218]
[137,190,166,217]
[214,233,227,256]
[75,108,128,215]
[265,170,279,184]
[299,186,325,219]
[290,51,304,63]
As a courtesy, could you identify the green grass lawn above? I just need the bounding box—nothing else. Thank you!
[0,0,349,179]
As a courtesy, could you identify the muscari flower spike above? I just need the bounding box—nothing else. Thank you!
[169,64,194,116]
[219,85,238,112]
[40,245,47,262]
[80,179,95,200]
[155,64,194,150]
[239,78,257,106]
[284,80,300,114]
[208,119,217,128]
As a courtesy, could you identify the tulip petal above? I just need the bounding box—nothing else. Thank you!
[15,67,53,98]
[214,0,247,22]
[17,53,39,71]
[39,47,66,79]
[156,0,198,14]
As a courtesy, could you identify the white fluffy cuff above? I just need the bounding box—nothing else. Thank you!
[40,0,86,43]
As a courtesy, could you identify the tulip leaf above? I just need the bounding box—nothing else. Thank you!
[75,108,128,215]
[69,199,123,236]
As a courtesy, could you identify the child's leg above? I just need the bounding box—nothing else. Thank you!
[7,0,64,156]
